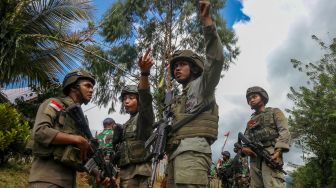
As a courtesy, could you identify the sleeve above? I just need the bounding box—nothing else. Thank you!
[33,99,61,147]
[137,88,154,140]
[200,24,226,97]
[273,108,291,152]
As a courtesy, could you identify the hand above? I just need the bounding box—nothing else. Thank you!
[271,149,282,163]
[241,147,257,157]
[74,135,91,161]
[138,49,154,74]
[199,0,213,26]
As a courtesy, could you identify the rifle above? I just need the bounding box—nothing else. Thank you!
[66,104,118,181]
[238,132,287,174]
[145,91,173,188]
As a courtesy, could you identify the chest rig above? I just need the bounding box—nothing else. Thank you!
[245,107,279,147]
[167,92,219,152]
[118,114,151,167]
[31,98,84,170]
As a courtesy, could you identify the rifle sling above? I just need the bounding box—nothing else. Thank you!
[170,101,215,133]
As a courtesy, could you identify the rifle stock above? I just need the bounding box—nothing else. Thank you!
[238,132,287,175]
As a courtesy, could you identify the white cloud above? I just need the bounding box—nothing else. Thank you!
[212,0,336,167]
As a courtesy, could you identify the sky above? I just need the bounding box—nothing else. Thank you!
[81,0,336,172]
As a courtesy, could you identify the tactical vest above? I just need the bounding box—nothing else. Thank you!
[118,114,151,167]
[245,107,279,147]
[29,98,84,170]
[167,94,219,150]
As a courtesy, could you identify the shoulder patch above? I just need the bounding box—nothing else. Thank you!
[49,100,64,111]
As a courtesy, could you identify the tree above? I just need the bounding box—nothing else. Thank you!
[84,0,239,114]
[0,0,93,87]
[287,36,336,187]
[0,103,30,165]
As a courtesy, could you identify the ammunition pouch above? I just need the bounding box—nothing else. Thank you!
[118,140,150,167]
[53,145,85,171]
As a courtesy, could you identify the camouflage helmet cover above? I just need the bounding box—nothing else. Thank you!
[246,86,269,104]
[169,50,204,79]
[120,85,138,100]
[221,151,230,158]
[62,69,95,94]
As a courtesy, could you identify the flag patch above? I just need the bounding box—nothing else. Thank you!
[49,100,63,111]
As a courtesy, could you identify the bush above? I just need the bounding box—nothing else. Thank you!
[0,103,31,165]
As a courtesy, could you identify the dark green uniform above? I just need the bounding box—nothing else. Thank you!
[166,23,225,187]
[118,88,154,188]
[232,156,250,188]
[29,97,81,188]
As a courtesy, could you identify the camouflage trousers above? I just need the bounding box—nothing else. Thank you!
[167,151,212,188]
[250,157,285,188]
[119,175,149,188]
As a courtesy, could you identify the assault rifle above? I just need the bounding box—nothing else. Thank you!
[145,91,173,188]
[66,104,118,182]
[238,132,287,174]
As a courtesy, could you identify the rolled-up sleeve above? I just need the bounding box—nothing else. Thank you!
[33,100,60,146]
[273,108,291,152]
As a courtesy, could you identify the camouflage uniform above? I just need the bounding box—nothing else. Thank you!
[218,159,233,188]
[96,128,114,161]
[232,156,250,188]
[244,87,291,188]
[166,23,225,188]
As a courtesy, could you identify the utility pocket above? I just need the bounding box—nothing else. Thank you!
[128,140,148,163]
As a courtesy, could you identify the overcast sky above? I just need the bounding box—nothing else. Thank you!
[82,0,336,170]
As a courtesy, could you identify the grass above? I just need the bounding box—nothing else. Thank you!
[0,162,91,188]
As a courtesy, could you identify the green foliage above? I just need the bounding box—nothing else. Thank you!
[288,35,336,187]
[0,103,31,165]
[0,0,93,87]
[85,0,239,114]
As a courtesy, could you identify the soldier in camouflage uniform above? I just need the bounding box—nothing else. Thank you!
[231,147,250,188]
[218,151,233,188]
[28,70,110,188]
[241,86,291,188]
[166,1,225,187]
[97,118,116,161]
[116,50,154,188]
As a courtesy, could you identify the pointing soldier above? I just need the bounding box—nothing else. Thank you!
[165,1,226,187]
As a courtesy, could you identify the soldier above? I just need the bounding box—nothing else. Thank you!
[166,1,225,187]
[241,86,291,188]
[218,151,233,188]
[92,117,118,188]
[97,118,116,161]
[116,50,154,187]
[231,147,250,188]
[28,70,110,188]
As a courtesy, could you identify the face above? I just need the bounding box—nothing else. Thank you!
[123,94,138,114]
[247,93,264,109]
[77,79,94,104]
[173,61,191,84]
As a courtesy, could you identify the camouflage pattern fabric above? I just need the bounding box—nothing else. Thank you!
[232,157,250,188]
[96,128,114,161]
[218,159,233,188]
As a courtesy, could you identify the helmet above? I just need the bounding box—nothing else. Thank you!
[62,69,95,95]
[246,86,269,104]
[120,85,138,100]
[221,151,230,158]
[169,50,204,79]
[103,118,115,126]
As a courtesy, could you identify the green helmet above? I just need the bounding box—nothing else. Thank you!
[62,69,95,95]
[120,85,138,100]
[246,86,269,104]
[169,50,204,79]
